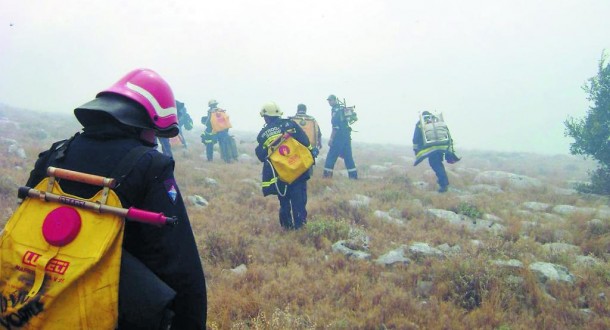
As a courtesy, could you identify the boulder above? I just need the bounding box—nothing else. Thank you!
[473,171,543,190]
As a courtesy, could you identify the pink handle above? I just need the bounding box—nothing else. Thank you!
[126,208,177,226]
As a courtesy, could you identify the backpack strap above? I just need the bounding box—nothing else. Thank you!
[53,132,79,163]
[110,146,155,187]
[26,133,80,187]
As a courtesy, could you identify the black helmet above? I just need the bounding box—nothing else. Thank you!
[297,104,307,113]
[327,94,337,101]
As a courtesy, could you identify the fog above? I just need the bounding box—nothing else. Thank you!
[1,0,609,155]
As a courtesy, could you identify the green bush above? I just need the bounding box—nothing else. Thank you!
[441,259,493,310]
[454,202,483,219]
[304,218,350,249]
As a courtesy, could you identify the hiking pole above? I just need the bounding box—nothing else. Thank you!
[17,186,178,226]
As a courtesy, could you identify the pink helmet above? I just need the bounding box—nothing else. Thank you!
[75,68,179,137]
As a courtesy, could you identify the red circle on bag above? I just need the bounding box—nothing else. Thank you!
[42,206,82,246]
[279,145,290,156]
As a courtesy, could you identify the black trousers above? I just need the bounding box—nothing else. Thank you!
[278,179,308,229]
[428,152,448,187]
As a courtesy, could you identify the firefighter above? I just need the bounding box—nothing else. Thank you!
[157,100,192,157]
[201,99,218,161]
[25,68,207,328]
[255,102,317,229]
[293,103,322,150]
[412,111,460,193]
[323,94,358,179]
[201,99,237,163]
[176,99,193,150]
[290,103,322,176]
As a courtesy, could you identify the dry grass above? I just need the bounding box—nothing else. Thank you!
[1,105,609,329]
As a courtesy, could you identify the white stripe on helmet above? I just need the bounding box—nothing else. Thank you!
[126,82,176,118]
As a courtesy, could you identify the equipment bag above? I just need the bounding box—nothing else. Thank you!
[267,133,314,185]
[337,98,358,126]
[343,106,358,126]
[289,115,320,147]
[420,111,450,148]
[210,109,232,133]
[0,166,175,329]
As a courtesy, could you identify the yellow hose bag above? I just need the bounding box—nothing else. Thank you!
[0,178,124,329]
[210,109,232,133]
[268,135,314,184]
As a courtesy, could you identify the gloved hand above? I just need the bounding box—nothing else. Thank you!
[311,147,319,158]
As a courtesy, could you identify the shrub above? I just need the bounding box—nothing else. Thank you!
[453,202,483,219]
[303,218,350,249]
[438,258,494,310]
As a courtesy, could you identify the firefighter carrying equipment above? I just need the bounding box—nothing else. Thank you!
[0,166,175,329]
[210,109,232,133]
[266,133,314,186]
[419,111,449,148]
[413,111,461,167]
[289,114,321,148]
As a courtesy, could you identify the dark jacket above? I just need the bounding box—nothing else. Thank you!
[331,104,352,142]
[177,102,192,131]
[26,124,207,329]
[412,121,423,151]
[202,108,214,134]
[255,117,312,196]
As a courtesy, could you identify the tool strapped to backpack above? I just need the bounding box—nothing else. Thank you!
[337,98,358,126]
[419,111,450,148]
[0,146,175,329]
[266,132,314,187]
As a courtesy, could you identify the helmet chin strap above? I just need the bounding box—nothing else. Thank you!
[140,129,156,143]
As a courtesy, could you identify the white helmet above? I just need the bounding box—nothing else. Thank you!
[259,102,283,117]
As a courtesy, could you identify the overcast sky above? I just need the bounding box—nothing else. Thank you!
[1,0,609,155]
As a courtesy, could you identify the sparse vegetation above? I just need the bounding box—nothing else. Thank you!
[1,104,609,329]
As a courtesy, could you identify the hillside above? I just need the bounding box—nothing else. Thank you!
[1,104,609,329]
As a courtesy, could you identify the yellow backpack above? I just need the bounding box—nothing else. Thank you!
[210,109,232,133]
[267,133,314,185]
[289,115,320,147]
[0,167,174,329]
